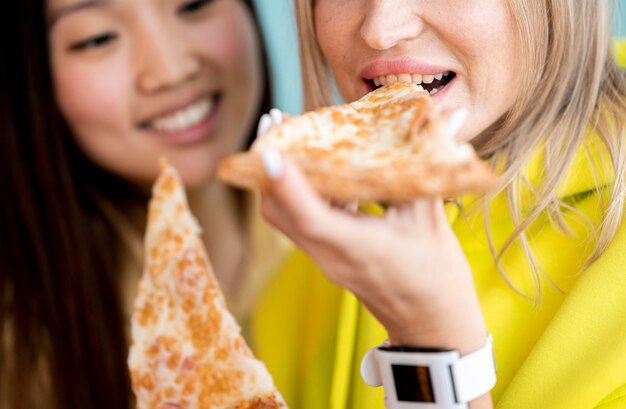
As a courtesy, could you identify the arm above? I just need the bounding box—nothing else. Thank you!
[260,150,492,408]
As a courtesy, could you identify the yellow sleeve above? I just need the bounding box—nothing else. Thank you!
[495,211,626,409]
[251,249,387,409]
[251,249,344,408]
[595,383,626,409]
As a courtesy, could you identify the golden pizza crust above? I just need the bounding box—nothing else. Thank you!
[232,394,285,409]
[218,152,495,202]
[217,82,497,201]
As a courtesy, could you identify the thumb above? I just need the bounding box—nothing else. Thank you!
[260,148,330,238]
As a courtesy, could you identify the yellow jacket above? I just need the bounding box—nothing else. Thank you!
[249,44,626,409]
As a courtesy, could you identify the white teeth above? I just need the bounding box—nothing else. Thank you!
[150,98,213,133]
[398,73,412,83]
[429,86,444,95]
[372,71,449,88]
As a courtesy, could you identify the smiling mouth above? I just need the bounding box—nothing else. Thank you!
[366,71,456,95]
[140,95,220,133]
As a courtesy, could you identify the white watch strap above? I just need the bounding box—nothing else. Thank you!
[360,334,496,408]
[450,334,496,403]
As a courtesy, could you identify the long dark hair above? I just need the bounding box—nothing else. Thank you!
[0,0,271,407]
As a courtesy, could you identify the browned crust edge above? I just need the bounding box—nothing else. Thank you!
[217,152,498,202]
[232,392,287,409]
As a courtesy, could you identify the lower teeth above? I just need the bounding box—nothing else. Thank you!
[429,86,443,95]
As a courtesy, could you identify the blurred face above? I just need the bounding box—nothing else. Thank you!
[48,0,263,187]
[315,0,522,142]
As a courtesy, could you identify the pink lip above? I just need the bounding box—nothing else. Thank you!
[145,99,220,145]
[360,59,452,79]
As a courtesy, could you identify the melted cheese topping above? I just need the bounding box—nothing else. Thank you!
[129,162,286,408]
[254,82,474,166]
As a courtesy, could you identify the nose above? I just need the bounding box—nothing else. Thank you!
[135,23,201,93]
[360,0,425,50]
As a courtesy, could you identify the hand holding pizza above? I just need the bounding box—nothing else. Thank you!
[218,84,496,354]
[256,107,489,356]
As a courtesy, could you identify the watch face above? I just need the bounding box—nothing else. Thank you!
[391,364,436,402]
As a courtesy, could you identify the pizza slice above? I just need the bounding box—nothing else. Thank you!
[217,82,497,202]
[128,161,287,409]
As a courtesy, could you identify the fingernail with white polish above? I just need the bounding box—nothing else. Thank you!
[261,147,283,180]
[447,108,469,139]
[269,108,283,124]
[257,114,272,138]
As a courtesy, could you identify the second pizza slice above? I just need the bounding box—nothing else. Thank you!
[129,161,287,409]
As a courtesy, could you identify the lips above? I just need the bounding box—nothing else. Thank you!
[360,59,456,95]
[371,71,454,95]
[141,95,218,133]
[136,93,223,145]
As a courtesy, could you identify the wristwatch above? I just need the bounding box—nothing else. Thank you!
[360,334,496,409]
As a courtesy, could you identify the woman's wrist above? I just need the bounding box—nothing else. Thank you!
[378,288,488,355]
[387,317,488,356]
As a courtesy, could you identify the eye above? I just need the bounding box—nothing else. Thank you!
[69,33,118,52]
[178,0,214,15]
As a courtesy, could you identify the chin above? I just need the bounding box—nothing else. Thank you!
[170,163,218,190]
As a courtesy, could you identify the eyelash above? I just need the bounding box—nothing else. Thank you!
[67,0,212,52]
[69,33,118,52]
[178,0,214,15]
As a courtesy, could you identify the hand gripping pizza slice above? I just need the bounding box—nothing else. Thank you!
[128,161,287,409]
[217,82,497,202]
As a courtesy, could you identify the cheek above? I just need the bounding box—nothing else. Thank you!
[479,21,520,113]
[53,57,130,138]
[452,5,520,104]
[315,4,347,67]
[186,3,262,133]
[189,6,259,75]
[212,23,252,67]
[187,4,263,148]
[314,4,359,99]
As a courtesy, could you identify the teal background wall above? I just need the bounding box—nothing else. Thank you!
[254,0,626,115]
[615,0,625,35]
[253,0,303,114]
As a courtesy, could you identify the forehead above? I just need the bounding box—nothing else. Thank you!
[48,0,110,15]
[47,0,114,28]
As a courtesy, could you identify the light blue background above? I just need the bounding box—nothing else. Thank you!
[253,0,303,114]
[254,0,626,115]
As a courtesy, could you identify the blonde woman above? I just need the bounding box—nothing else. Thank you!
[251,0,626,408]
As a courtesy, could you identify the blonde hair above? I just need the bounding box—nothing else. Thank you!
[295,0,626,300]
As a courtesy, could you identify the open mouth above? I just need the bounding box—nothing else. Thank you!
[365,71,456,95]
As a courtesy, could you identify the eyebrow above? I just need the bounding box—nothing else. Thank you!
[48,0,110,29]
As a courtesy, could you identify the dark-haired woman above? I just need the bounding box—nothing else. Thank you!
[0,0,273,407]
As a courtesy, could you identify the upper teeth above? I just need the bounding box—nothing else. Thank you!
[150,98,214,133]
[373,71,450,88]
